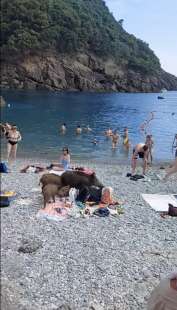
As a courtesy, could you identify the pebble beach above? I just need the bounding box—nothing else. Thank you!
[1,159,177,310]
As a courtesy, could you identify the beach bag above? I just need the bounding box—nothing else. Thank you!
[0,196,10,207]
[88,186,102,203]
[76,186,90,203]
[0,162,8,173]
[93,207,110,217]
[168,204,177,217]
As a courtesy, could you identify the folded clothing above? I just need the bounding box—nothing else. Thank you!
[93,207,110,217]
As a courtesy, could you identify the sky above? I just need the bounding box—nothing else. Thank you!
[105,0,177,76]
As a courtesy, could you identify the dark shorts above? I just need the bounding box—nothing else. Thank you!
[133,149,144,159]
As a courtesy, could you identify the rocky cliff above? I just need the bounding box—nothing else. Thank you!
[1,52,177,92]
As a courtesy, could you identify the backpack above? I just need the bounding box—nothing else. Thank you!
[0,162,8,173]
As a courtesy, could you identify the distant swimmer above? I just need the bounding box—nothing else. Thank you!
[123,127,130,148]
[111,130,119,149]
[84,125,92,132]
[92,138,99,145]
[60,123,67,133]
[105,128,113,137]
[76,125,82,134]
[131,143,149,175]
[163,158,177,180]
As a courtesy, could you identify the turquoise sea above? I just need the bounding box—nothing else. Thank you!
[1,90,177,163]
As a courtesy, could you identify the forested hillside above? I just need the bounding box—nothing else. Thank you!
[1,0,177,92]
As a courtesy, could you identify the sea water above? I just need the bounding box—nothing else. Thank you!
[1,90,177,163]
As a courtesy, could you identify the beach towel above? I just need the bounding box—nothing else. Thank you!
[142,194,177,212]
[37,201,69,221]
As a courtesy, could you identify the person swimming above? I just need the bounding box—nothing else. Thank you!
[131,143,149,175]
[84,125,92,132]
[60,123,67,133]
[76,125,82,134]
[92,138,99,145]
[111,130,119,149]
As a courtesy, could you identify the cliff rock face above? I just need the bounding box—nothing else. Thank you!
[1,53,177,92]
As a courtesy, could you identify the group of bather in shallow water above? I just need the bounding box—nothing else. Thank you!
[1,121,177,180]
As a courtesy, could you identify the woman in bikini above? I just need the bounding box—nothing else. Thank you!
[112,130,119,149]
[6,125,22,162]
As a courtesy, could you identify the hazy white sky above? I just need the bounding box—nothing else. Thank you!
[105,0,177,76]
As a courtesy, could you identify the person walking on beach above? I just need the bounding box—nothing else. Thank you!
[145,134,154,164]
[111,130,119,149]
[6,125,22,162]
[131,143,149,175]
[76,125,82,134]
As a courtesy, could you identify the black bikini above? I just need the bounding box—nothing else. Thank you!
[8,140,18,146]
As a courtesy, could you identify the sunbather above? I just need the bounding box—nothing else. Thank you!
[50,147,71,171]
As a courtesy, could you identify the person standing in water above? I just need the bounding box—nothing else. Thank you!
[76,125,82,134]
[6,125,22,162]
[105,128,113,137]
[111,130,119,149]
[131,143,149,175]
[123,127,130,148]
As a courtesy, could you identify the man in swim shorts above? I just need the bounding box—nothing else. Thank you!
[131,143,149,175]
